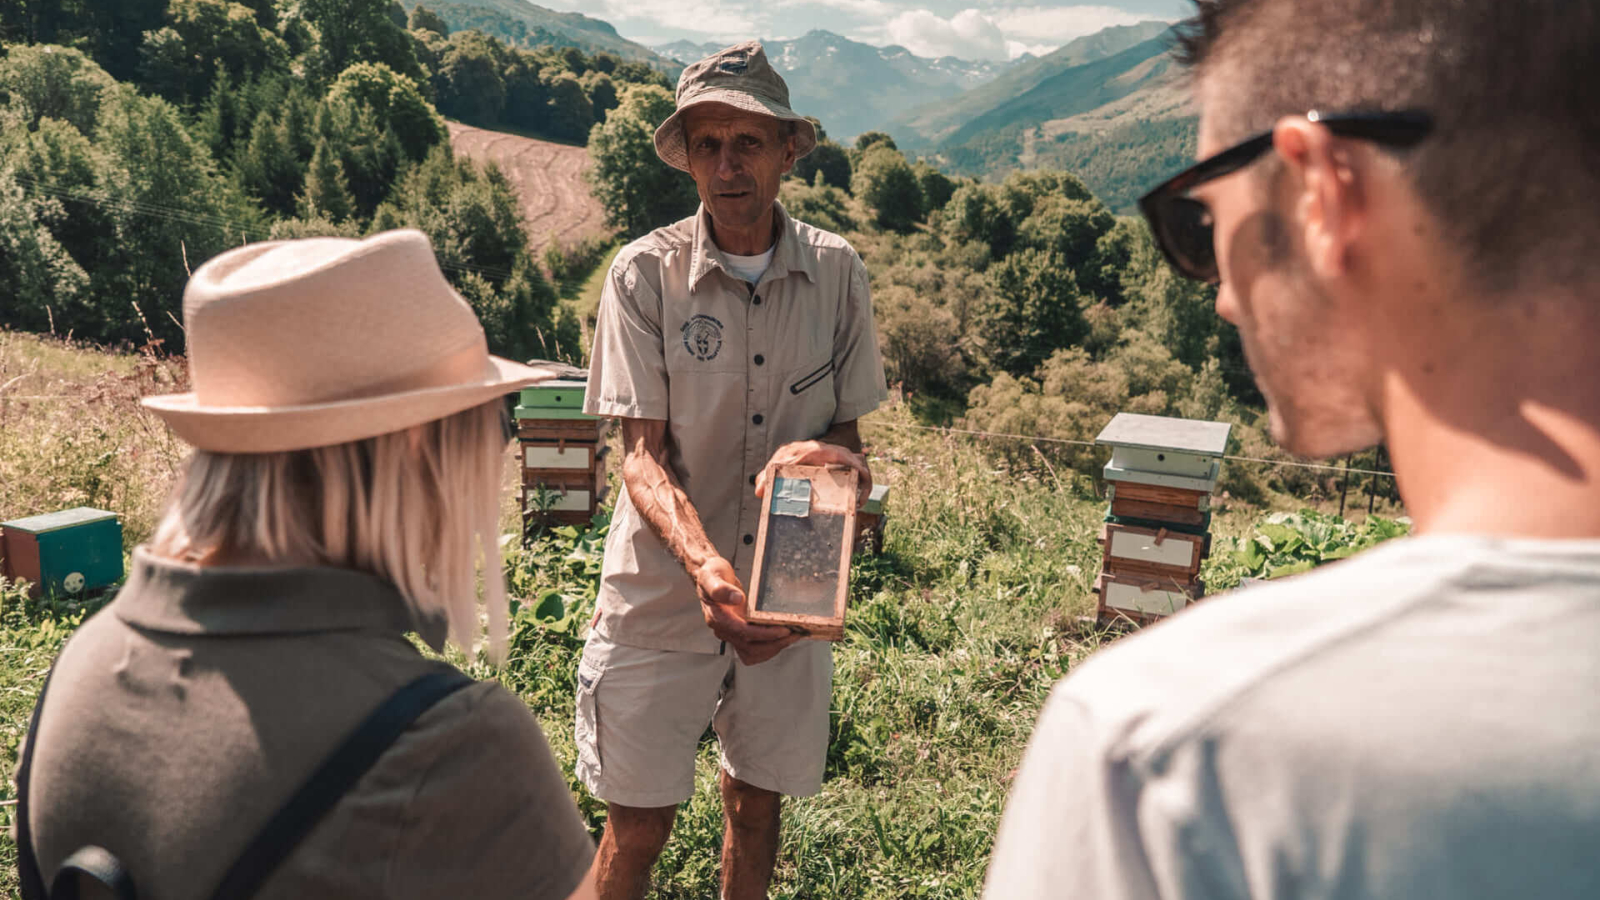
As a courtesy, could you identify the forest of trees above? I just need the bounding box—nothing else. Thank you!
[0,0,668,361]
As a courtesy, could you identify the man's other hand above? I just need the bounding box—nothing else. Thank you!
[754,440,872,508]
[694,556,804,665]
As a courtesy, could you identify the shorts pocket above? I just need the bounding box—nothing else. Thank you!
[574,657,604,777]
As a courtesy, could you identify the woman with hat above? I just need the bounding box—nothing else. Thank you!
[14,230,597,899]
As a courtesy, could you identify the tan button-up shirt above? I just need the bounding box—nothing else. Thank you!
[584,202,888,653]
[19,549,594,899]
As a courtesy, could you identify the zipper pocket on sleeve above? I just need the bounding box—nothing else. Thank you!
[789,361,833,395]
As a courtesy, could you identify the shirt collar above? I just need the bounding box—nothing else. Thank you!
[113,547,449,651]
[689,200,819,293]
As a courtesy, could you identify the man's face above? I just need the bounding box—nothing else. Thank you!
[1193,88,1384,459]
[681,104,796,231]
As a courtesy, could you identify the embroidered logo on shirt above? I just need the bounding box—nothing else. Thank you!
[682,314,724,361]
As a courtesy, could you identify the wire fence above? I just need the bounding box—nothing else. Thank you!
[864,417,1398,480]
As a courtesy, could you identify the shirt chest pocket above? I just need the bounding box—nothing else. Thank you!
[776,354,837,438]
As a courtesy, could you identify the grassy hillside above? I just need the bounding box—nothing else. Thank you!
[400,0,681,72]
[891,20,1172,147]
[0,328,1405,897]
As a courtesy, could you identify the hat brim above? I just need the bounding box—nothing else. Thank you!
[142,356,559,453]
[655,92,817,173]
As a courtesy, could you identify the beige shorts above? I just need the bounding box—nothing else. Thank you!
[573,631,833,808]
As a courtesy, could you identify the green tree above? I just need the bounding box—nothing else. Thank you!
[296,137,354,222]
[235,108,302,217]
[792,138,850,190]
[854,130,896,153]
[326,62,444,162]
[435,31,506,124]
[0,44,116,135]
[542,70,593,141]
[851,145,923,232]
[580,70,618,124]
[408,4,449,37]
[137,0,288,105]
[914,162,956,212]
[294,0,421,85]
[587,84,698,238]
[978,248,1088,377]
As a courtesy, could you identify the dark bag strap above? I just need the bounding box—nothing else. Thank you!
[205,669,474,899]
[17,664,57,900]
[50,846,136,900]
[16,666,473,900]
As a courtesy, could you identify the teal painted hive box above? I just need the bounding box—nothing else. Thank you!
[514,379,595,421]
[2,507,124,598]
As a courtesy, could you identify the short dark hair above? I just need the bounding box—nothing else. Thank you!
[1174,0,1600,291]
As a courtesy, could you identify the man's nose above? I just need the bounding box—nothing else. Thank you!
[716,145,742,180]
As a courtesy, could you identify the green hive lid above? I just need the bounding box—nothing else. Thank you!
[861,483,890,515]
[519,378,588,409]
[514,405,598,421]
[3,506,119,535]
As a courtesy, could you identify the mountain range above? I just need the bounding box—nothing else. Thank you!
[405,2,1195,212]
[655,31,1010,142]
[400,0,682,72]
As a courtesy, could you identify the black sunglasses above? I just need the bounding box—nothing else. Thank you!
[1138,110,1434,283]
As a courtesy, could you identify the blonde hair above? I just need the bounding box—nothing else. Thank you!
[150,400,511,661]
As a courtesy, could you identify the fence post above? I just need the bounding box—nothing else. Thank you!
[1337,455,1353,519]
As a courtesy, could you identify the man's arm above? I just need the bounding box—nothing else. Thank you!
[620,417,804,665]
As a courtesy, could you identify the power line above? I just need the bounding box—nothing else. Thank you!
[866,417,1398,479]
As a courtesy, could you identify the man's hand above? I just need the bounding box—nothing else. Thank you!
[754,440,873,509]
[695,556,805,665]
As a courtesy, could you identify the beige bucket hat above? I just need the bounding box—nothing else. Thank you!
[654,41,817,172]
[142,229,556,453]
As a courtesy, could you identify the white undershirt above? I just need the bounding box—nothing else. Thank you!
[723,247,775,286]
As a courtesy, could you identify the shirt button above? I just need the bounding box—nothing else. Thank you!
[753,296,762,305]
[752,413,764,425]
[749,473,757,485]
[754,354,765,366]
[743,534,754,545]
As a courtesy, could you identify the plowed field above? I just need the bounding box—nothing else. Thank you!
[447,121,608,252]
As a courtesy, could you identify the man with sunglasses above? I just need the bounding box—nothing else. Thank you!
[985,1,1600,897]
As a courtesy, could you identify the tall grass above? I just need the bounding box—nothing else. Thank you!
[0,330,1398,898]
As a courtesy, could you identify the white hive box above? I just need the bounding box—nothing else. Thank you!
[1096,413,1232,490]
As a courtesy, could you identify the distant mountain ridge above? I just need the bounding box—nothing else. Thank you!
[401,0,681,72]
[655,30,1010,141]
[890,20,1173,147]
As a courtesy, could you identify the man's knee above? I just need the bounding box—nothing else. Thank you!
[605,803,677,857]
[721,773,781,831]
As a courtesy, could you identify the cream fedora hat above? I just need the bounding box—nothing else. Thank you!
[654,41,817,173]
[142,229,556,453]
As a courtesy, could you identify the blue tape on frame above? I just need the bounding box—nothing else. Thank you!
[770,477,813,517]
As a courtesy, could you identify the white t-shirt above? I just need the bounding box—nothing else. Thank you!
[722,246,775,285]
[985,535,1600,900]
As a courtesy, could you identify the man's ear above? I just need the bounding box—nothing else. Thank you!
[1273,116,1365,279]
[780,131,798,175]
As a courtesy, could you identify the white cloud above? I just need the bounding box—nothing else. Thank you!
[885,8,1010,61]
[989,5,1166,46]
[1004,39,1057,59]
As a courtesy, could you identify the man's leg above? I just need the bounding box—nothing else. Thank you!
[720,772,783,900]
[594,803,677,900]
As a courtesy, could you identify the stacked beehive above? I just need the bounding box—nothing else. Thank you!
[516,374,610,532]
[1092,413,1231,626]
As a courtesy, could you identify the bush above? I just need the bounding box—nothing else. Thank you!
[851,145,922,233]
[543,234,611,284]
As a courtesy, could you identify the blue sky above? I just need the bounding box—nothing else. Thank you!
[537,1,1191,60]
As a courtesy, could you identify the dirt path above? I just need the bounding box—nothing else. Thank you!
[447,121,609,253]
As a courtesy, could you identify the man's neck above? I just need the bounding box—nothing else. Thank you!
[709,205,779,256]
[1381,289,1600,538]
